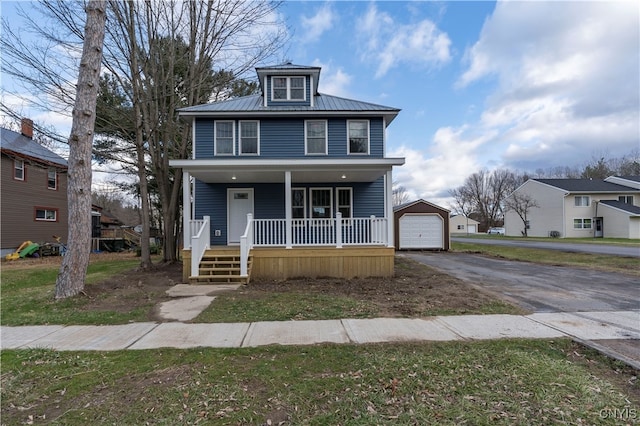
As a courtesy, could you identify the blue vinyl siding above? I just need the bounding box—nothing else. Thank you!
[194,117,385,159]
[194,178,384,245]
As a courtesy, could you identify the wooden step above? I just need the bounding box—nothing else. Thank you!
[190,252,252,285]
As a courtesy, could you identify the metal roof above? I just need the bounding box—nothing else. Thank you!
[178,93,401,124]
[0,127,67,167]
[599,200,640,215]
[534,178,637,193]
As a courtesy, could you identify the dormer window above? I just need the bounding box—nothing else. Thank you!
[272,76,305,101]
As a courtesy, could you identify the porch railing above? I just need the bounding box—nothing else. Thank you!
[252,214,388,247]
[239,214,254,277]
[189,216,210,277]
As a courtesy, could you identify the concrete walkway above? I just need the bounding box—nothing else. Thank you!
[2,311,638,368]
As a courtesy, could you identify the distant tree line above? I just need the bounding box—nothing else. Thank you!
[449,151,640,232]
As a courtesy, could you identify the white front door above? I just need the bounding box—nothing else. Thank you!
[228,189,254,245]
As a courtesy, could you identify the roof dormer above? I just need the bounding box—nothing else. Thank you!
[256,63,321,107]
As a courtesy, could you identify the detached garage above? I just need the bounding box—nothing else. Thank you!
[393,199,450,250]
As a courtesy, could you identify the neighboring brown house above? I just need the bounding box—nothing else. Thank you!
[393,199,450,250]
[1,119,68,256]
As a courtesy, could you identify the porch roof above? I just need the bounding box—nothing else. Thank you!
[170,158,405,183]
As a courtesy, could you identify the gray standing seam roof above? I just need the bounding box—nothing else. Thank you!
[0,128,67,167]
[178,93,400,114]
[534,178,637,192]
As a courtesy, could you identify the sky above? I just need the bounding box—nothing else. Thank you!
[2,1,639,207]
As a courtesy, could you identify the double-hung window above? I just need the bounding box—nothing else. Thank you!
[336,188,352,218]
[272,76,305,101]
[239,121,259,155]
[215,121,234,155]
[348,120,369,154]
[305,120,327,155]
[35,207,57,222]
[291,188,306,219]
[47,168,57,190]
[573,218,592,229]
[310,188,332,218]
[619,195,634,204]
[14,160,24,180]
[574,196,590,207]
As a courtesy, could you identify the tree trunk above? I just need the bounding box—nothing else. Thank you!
[55,0,106,299]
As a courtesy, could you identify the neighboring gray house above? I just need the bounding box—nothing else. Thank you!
[1,119,68,256]
[170,63,405,282]
[504,176,640,239]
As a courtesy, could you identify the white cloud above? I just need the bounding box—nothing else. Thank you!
[454,0,639,171]
[356,4,452,78]
[311,59,352,98]
[300,3,335,43]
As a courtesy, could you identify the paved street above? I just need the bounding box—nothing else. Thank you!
[452,237,640,257]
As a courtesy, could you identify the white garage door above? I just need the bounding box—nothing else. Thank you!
[468,224,477,234]
[399,214,443,249]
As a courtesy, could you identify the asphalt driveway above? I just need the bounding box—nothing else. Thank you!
[452,237,640,257]
[405,252,639,313]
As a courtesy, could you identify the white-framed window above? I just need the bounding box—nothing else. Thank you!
[47,168,57,190]
[457,225,464,230]
[336,188,352,218]
[347,120,369,154]
[215,121,234,155]
[35,207,57,222]
[619,195,634,204]
[292,188,306,219]
[239,121,259,155]
[305,120,327,155]
[573,218,592,229]
[272,76,305,101]
[574,196,590,207]
[310,188,332,218]
[14,159,24,180]
[525,220,530,230]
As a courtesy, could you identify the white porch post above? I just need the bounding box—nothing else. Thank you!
[385,170,394,248]
[285,171,292,248]
[182,171,191,249]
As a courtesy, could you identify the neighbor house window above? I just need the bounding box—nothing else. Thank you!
[457,225,464,230]
[35,207,57,222]
[310,188,332,218]
[215,121,234,155]
[239,121,259,155]
[525,220,530,230]
[14,160,24,180]
[47,168,57,190]
[336,188,352,218]
[272,76,305,101]
[574,196,590,207]
[619,195,634,204]
[292,188,306,219]
[573,218,592,229]
[348,120,369,154]
[305,120,327,155]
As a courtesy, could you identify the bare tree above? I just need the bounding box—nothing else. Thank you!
[392,183,410,206]
[504,192,539,237]
[55,0,106,299]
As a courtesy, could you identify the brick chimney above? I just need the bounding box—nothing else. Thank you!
[21,118,34,139]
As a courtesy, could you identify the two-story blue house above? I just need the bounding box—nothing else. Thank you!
[170,63,405,283]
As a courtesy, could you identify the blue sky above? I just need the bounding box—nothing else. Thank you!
[2,1,639,206]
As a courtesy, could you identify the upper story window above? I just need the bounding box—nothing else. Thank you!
[305,120,327,155]
[14,159,25,180]
[47,168,57,190]
[348,120,369,154]
[574,196,590,207]
[619,195,634,204]
[239,121,259,155]
[215,121,234,155]
[272,76,305,101]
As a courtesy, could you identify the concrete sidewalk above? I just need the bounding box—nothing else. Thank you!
[2,311,638,367]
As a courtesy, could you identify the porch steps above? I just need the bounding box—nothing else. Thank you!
[189,253,252,285]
